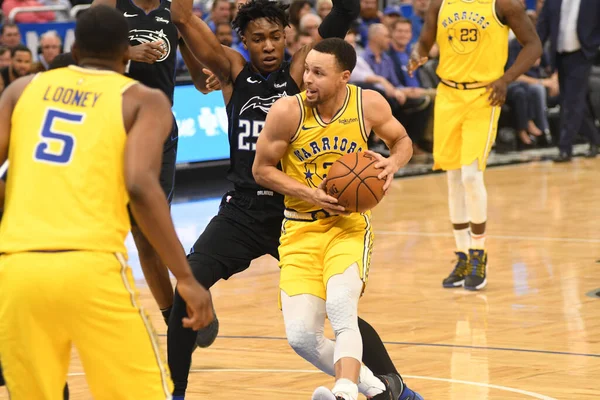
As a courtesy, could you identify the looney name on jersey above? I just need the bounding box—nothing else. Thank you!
[441,11,491,30]
[293,136,363,163]
[42,85,102,108]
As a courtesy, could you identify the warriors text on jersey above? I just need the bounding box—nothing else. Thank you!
[436,0,509,83]
[0,66,136,255]
[226,61,299,194]
[281,84,369,213]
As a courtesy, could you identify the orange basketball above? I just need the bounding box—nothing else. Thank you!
[325,152,385,213]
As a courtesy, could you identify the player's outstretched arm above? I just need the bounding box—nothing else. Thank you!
[171,0,232,86]
[363,90,413,191]
[498,0,542,84]
[252,97,346,214]
[408,0,443,75]
[290,0,360,87]
[123,85,214,331]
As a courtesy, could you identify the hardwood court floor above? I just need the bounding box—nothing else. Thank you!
[2,158,600,399]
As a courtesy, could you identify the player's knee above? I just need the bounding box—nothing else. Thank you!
[285,319,321,359]
[461,165,484,192]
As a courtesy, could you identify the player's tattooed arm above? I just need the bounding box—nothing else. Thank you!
[253,97,346,214]
[408,0,442,76]
[290,0,360,89]
[362,89,413,191]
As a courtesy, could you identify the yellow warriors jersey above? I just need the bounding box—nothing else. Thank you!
[281,84,368,213]
[0,66,138,255]
[436,0,509,83]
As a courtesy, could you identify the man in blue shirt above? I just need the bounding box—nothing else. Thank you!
[362,23,432,153]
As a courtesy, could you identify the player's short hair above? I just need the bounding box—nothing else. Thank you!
[10,44,31,58]
[232,0,290,36]
[74,5,129,60]
[312,37,356,73]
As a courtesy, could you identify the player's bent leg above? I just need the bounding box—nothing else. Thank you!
[131,225,174,321]
[0,253,72,400]
[325,263,364,400]
[73,253,172,400]
[460,161,488,290]
[281,291,334,375]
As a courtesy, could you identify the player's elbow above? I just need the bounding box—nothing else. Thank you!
[125,169,156,204]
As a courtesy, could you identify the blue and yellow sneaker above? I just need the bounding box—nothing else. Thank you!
[464,249,487,291]
[442,251,468,288]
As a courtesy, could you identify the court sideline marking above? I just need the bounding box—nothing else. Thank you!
[64,368,557,399]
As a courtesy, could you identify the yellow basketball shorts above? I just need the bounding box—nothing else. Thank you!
[433,83,502,171]
[278,212,373,306]
[0,251,173,400]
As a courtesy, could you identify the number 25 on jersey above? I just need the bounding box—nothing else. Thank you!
[34,108,85,165]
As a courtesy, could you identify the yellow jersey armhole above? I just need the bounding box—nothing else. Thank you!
[356,87,369,143]
[121,80,139,94]
[290,93,305,143]
[437,0,447,19]
[492,0,506,28]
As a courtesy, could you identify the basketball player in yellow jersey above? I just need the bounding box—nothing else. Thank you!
[253,38,414,400]
[408,0,541,291]
[0,6,214,400]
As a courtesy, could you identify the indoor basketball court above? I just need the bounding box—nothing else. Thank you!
[1,158,599,400]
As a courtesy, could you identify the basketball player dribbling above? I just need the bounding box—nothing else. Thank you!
[408,0,542,290]
[0,6,213,399]
[168,0,423,398]
[253,38,416,400]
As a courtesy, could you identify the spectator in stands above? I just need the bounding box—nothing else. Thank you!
[288,0,312,30]
[409,0,428,47]
[32,31,62,72]
[215,21,233,47]
[0,47,10,68]
[205,0,231,32]
[0,24,21,50]
[287,30,313,57]
[388,18,430,91]
[316,0,332,20]
[537,0,600,161]
[0,45,32,91]
[357,0,380,47]
[2,0,56,23]
[381,5,402,32]
[363,23,432,154]
[299,13,322,42]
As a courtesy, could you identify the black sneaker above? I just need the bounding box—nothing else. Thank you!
[442,251,468,288]
[464,249,487,291]
[195,307,219,348]
[372,374,403,400]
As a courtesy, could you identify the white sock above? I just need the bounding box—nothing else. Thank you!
[333,378,359,400]
[453,227,470,254]
[358,365,386,397]
[470,231,486,250]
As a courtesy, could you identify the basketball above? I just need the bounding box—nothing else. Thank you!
[325,151,386,213]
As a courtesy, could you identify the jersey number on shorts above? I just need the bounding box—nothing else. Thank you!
[34,109,85,165]
[238,119,264,151]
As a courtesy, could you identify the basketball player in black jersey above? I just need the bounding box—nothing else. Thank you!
[167,0,422,399]
[90,0,222,326]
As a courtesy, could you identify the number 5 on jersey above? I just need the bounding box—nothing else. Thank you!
[238,119,264,151]
[34,109,85,164]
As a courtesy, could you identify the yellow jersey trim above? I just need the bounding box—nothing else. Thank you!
[121,81,139,94]
[313,85,351,128]
[290,93,305,143]
[491,0,505,28]
[356,86,368,143]
[68,65,119,76]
